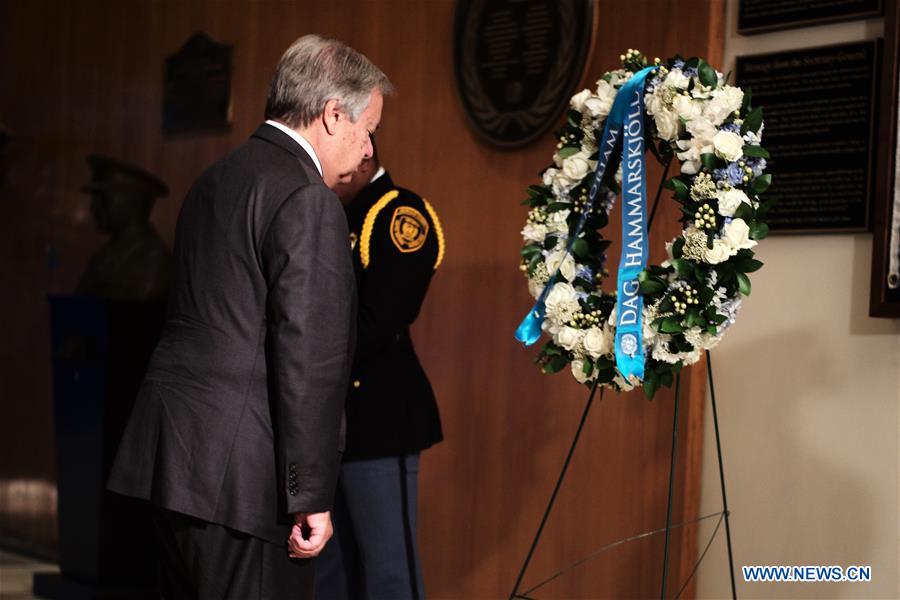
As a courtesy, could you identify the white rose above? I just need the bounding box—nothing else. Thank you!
[521,222,548,243]
[704,239,733,264]
[722,218,757,250]
[664,68,690,90]
[685,116,717,142]
[546,250,576,282]
[548,209,571,234]
[562,151,592,181]
[556,326,583,352]
[654,110,681,141]
[672,94,703,121]
[582,327,611,358]
[542,168,559,187]
[644,91,664,116]
[595,78,617,102]
[715,188,750,217]
[570,89,591,113]
[713,131,744,162]
[571,359,596,384]
[584,96,613,119]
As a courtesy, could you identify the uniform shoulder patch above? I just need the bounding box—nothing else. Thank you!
[389,205,429,253]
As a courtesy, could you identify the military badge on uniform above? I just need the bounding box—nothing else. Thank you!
[390,206,429,253]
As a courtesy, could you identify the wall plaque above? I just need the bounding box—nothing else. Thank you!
[738,0,882,35]
[453,0,595,148]
[735,40,880,232]
[163,33,233,134]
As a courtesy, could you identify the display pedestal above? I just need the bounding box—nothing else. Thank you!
[35,297,165,599]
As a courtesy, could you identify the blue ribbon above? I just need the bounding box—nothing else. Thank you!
[515,66,656,382]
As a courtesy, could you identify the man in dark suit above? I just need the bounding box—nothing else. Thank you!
[315,145,443,599]
[108,34,392,599]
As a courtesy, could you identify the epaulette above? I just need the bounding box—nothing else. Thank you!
[359,190,444,270]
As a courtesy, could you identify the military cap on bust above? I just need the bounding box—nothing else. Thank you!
[81,154,169,198]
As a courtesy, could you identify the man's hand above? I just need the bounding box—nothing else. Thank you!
[288,511,333,559]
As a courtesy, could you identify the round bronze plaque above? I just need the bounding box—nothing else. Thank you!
[453,0,596,148]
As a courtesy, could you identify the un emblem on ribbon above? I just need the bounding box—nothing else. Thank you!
[620,333,638,357]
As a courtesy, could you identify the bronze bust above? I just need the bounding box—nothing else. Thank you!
[76,155,171,302]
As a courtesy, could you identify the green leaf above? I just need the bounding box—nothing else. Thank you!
[684,57,700,70]
[665,177,690,201]
[520,244,541,259]
[742,145,769,159]
[567,109,583,129]
[639,278,667,295]
[527,253,542,276]
[543,235,558,250]
[527,185,548,199]
[751,174,772,195]
[740,106,763,136]
[735,258,763,273]
[547,202,571,212]
[558,146,579,159]
[672,238,685,259]
[572,237,590,258]
[701,153,722,172]
[698,60,718,88]
[671,258,693,277]
[543,354,568,374]
[749,222,769,240]
[736,272,752,296]
[644,378,659,400]
[710,313,728,325]
[733,202,754,221]
[660,317,685,334]
[582,358,594,376]
[741,87,752,113]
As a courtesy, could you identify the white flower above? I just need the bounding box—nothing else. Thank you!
[613,373,639,391]
[704,86,743,125]
[654,110,681,141]
[548,209,571,235]
[715,188,750,217]
[546,250,577,282]
[664,68,690,90]
[556,326,584,352]
[542,168,559,187]
[528,278,544,299]
[677,118,716,174]
[584,96,613,119]
[570,89,592,113]
[521,222,548,243]
[562,151,592,181]
[595,78,617,102]
[713,131,744,162]
[545,282,580,323]
[722,218,757,250]
[582,326,611,358]
[571,359,596,384]
[672,94,703,121]
[704,239,733,264]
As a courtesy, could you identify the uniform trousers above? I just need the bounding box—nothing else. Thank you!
[152,507,315,600]
[314,454,424,600]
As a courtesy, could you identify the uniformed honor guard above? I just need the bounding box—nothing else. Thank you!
[315,144,444,600]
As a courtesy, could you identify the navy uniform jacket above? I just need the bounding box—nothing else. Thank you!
[108,124,355,544]
[342,170,443,461]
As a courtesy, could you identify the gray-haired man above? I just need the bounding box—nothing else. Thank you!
[108,35,392,599]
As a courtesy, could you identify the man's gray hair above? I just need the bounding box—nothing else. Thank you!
[265,34,393,128]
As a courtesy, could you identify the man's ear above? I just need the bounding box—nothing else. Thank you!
[322,99,344,136]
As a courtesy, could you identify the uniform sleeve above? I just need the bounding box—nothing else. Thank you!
[356,198,438,361]
[260,184,356,514]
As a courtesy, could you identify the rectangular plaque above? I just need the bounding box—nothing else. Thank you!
[163,33,233,134]
[735,40,880,232]
[738,0,882,35]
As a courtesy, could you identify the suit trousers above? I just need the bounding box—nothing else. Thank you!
[152,507,315,600]
[314,454,424,600]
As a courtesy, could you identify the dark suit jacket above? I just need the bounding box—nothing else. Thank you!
[108,123,355,544]
[342,171,442,460]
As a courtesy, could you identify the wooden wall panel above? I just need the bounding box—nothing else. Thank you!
[0,0,723,596]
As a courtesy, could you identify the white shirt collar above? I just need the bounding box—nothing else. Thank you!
[264,120,323,178]
[370,166,386,184]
